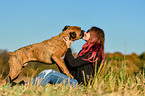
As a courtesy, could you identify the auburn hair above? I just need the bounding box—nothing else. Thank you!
[77,26,105,64]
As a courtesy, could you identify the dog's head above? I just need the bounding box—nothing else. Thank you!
[62,25,84,41]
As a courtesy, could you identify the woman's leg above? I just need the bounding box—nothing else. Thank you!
[30,69,78,86]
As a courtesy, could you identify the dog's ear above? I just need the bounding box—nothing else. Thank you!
[69,32,76,39]
[62,25,70,31]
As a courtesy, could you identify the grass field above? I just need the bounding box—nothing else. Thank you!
[0,60,145,96]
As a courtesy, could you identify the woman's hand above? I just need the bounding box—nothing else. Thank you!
[63,37,73,48]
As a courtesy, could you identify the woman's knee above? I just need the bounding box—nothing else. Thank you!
[40,69,55,77]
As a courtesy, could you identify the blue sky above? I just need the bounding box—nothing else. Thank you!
[0,0,145,55]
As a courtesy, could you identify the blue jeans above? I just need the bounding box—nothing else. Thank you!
[28,69,78,86]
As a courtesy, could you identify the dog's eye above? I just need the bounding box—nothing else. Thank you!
[69,32,76,39]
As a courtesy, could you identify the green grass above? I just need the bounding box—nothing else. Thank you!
[0,60,145,96]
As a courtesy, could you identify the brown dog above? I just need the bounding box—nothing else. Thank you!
[1,26,84,85]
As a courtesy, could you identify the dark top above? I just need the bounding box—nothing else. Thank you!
[64,48,102,84]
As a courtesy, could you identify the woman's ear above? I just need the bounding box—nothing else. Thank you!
[62,25,70,31]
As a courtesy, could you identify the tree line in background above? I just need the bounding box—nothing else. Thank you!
[0,49,145,80]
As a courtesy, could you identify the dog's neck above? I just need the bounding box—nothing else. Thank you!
[57,32,70,41]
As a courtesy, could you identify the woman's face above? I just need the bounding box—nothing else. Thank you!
[83,31,90,41]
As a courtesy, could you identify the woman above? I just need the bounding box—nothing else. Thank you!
[9,26,105,87]
[63,26,105,84]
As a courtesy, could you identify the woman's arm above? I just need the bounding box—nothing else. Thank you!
[63,36,91,67]
[64,48,91,67]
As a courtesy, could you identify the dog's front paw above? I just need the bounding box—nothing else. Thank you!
[68,74,74,79]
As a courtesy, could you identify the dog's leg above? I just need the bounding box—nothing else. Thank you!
[8,55,23,79]
[1,55,23,85]
[52,55,74,79]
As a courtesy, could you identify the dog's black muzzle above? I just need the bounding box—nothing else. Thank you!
[80,30,85,39]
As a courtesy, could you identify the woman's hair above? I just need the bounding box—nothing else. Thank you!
[77,26,105,64]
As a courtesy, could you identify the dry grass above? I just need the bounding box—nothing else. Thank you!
[0,60,145,96]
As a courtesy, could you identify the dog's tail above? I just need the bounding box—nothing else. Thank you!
[8,52,13,56]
